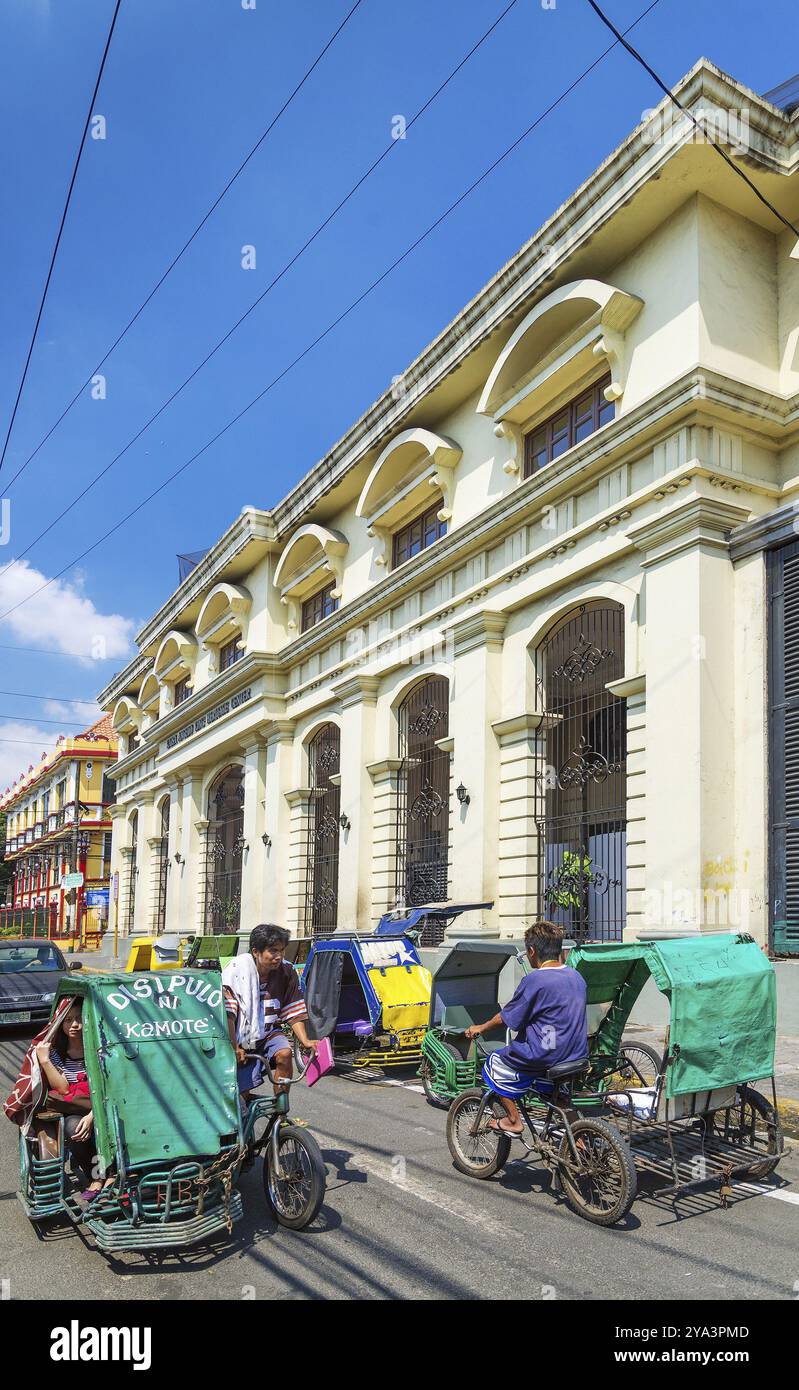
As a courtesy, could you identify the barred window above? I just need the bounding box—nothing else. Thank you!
[523,376,614,477]
[173,677,191,706]
[392,502,447,569]
[301,581,339,633]
[219,637,243,671]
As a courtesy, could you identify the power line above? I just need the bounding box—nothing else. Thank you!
[0,0,521,575]
[0,642,115,660]
[0,0,660,629]
[0,691,98,706]
[0,713,85,727]
[584,0,799,239]
[0,0,123,478]
[2,0,367,495]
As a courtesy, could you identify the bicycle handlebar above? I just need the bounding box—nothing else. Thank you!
[240,1046,315,1086]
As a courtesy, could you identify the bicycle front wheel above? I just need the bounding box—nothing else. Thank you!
[263,1125,326,1230]
[446,1088,511,1179]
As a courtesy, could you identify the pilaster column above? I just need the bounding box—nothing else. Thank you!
[284,786,312,935]
[629,490,750,934]
[606,675,647,940]
[336,675,379,930]
[239,735,269,929]
[366,758,404,924]
[446,611,508,936]
[263,720,296,926]
[492,713,546,939]
[162,777,183,933]
[182,766,207,935]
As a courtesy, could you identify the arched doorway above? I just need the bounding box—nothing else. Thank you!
[305,724,341,934]
[396,676,450,912]
[204,766,245,934]
[125,812,138,933]
[534,602,626,942]
[155,798,170,934]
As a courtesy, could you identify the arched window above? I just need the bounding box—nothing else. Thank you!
[396,677,450,922]
[534,602,626,942]
[305,724,341,935]
[155,798,170,934]
[204,767,245,934]
[125,812,139,933]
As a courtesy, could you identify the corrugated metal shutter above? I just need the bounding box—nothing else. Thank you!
[768,541,799,953]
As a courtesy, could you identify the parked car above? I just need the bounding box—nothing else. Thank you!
[0,939,81,1028]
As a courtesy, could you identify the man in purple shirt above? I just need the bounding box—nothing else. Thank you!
[465,921,588,1137]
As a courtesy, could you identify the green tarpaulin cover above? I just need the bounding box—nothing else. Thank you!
[569,934,776,1097]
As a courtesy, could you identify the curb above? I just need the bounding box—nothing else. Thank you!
[777,1098,799,1141]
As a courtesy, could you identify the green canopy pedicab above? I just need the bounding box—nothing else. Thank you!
[17,969,326,1251]
[443,932,783,1226]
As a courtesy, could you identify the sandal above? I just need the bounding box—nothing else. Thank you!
[488,1117,525,1138]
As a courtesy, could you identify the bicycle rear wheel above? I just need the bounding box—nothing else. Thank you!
[558,1118,637,1226]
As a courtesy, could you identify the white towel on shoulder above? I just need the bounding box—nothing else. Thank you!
[222,954,263,1050]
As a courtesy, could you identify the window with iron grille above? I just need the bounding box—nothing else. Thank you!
[392,502,447,568]
[155,799,170,934]
[173,676,191,706]
[301,582,339,633]
[305,724,341,935]
[396,677,450,944]
[203,766,245,934]
[523,376,614,477]
[219,636,243,671]
[533,602,626,943]
[125,812,138,933]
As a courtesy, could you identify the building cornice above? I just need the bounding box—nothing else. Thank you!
[728,500,799,561]
[269,61,799,536]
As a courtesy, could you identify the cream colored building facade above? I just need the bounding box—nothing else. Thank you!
[99,63,799,952]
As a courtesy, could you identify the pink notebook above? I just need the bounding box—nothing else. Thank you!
[305,1037,334,1087]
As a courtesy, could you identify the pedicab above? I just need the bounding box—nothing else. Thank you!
[419,938,658,1108]
[16,970,326,1251]
[296,902,492,1071]
[445,931,783,1227]
[182,933,313,978]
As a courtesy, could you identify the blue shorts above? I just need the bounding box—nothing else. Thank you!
[237,1032,292,1092]
[482,1049,554,1100]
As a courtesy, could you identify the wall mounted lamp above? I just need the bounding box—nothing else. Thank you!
[456,781,470,806]
[339,813,351,832]
[261,832,272,848]
[174,852,184,865]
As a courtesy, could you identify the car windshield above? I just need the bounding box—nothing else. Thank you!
[0,944,63,973]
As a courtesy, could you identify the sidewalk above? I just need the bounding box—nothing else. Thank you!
[626,1022,799,1139]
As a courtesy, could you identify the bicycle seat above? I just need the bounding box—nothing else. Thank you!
[545,1056,590,1081]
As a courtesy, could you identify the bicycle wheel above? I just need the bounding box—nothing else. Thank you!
[420,1041,462,1110]
[263,1124,326,1230]
[558,1118,637,1226]
[708,1085,784,1179]
[446,1088,512,1179]
[613,1040,662,1088]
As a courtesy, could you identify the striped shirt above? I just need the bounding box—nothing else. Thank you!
[50,1049,88,1086]
[224,961,307,1041]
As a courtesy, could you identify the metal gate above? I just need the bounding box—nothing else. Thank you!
[768,541,799,954]
[396,677,450,932]
[125,812,138,933]
[203,767,245,934]
[155,798,170,934]
[305,724,341,935]
[534,603,626,942]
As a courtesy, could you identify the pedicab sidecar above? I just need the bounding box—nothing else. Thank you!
[17,970,325,1250]
[298,903,491,1069]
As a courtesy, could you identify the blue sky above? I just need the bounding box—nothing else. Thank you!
[0,0,795,786]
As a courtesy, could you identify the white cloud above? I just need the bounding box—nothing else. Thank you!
[0,559,135,662]
[42,699,101,725]
[0,722,60,799]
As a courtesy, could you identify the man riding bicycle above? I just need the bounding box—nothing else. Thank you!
[464,921,587,1137]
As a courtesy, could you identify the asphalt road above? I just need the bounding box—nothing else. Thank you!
[1,1027,798,1301]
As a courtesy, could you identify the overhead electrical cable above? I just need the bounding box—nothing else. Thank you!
[0,0,521,572]
[0,0,123,477]
[0,0,660,629]
[584,0,799,238]
[2,0,367,494]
